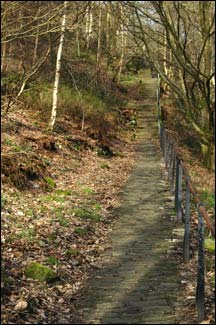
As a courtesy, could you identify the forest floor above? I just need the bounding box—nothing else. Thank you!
[1,70,215,324]
[1,77,138,324]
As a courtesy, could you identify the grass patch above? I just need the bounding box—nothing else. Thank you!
[54,189,72,196]
[3,139,31,152]
[22,75,123,137]
[120,70,147,87]
[26,208,37,219]
[65,249,79,256]
[81,187,96,195]
[200,190,215,209]
[96,146,114,158]
[73,207,101,221]
[39,194,65,203]
[24,262,56,283]
[74,227,87,237]
[91,202,102,212]
[57,215,70,227]
[46,256,58,265]
[44,176,56,188]
[205,237,215,253]
[100,163,110,169]
[18,227,36,239]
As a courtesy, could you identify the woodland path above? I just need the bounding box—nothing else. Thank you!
[73,75,183,324]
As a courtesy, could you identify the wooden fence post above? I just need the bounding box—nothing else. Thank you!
[175,159,182,222]
[184,179,190,263]
[196,207,205,322]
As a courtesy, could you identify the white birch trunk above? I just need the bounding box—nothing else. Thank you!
[1,42,7,72]
[76,29,80,57]
[96,1,102,73]
[117,4,125,83]
[86,5,93,49]
[117,36,124,82]
[85,7,90,47]
[33,27,39,66]
[89,10,93,43]
[49,1,67,131]
[163,34,168,76]
[106,5,110,49]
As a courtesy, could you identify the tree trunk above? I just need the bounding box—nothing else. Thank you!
[48,1,67,132]
[106,5,110,49]
[76,29,80,57]
[1,42,7,73]
[33,27,39,66]
[86,4,93,49]
[117,4,125,83]
[96,1,102,74]
[201,142,215,171]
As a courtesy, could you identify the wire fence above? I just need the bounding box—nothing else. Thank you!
[156,75,215,322]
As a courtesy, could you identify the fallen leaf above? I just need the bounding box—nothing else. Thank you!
[14,300,28,311]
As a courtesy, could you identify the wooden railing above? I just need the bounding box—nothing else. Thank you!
[156,75,215,322]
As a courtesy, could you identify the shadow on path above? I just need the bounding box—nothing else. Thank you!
[71,78,183,324]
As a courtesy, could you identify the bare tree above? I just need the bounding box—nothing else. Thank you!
[48,1,68,131]
[96,1,102,74]
[125,1,215,169]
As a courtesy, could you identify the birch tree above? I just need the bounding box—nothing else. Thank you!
[125,1,215,169]
[96,1,102,74]
[48,1,67,131]
[86,3,93,49]
[117,3,126,83]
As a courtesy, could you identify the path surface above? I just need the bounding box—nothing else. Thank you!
[74,77,183,324]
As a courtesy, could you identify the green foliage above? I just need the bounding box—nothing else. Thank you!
[81,187,95,195]
[57,215,70,227]
[3,138,31,152]
[21,78,122,138]
[126,56,149,73]
[74,227,87,236]
[205,238,215,253]
[71,90,107,117]
[200,190,215,209]
[27,208,34,216]
[18,227,36,239]
[65,248,79,256]
[22,81,52,111]
[24,262,56,282]
[96,146,114,157]
[27,208,37,219]
[115,151,125,158]
[1,72,22,93]
[100,163,110,169]
[39,194,65,203]
[69,70,92,89]
[46,256,58,265]
[73,207,101,221]
[91,202,102,212]
[3,138,13,146]
[54,196,66,203]
[54,189,72,196]
[11,144,24,152]
[41,157,51,166]
[44,176,56,188]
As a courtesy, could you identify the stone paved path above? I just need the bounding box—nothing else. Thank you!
[74,77,183,324]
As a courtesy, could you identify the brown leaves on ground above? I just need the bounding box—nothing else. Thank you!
[1,107,136,324]
[160,94,215,325]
